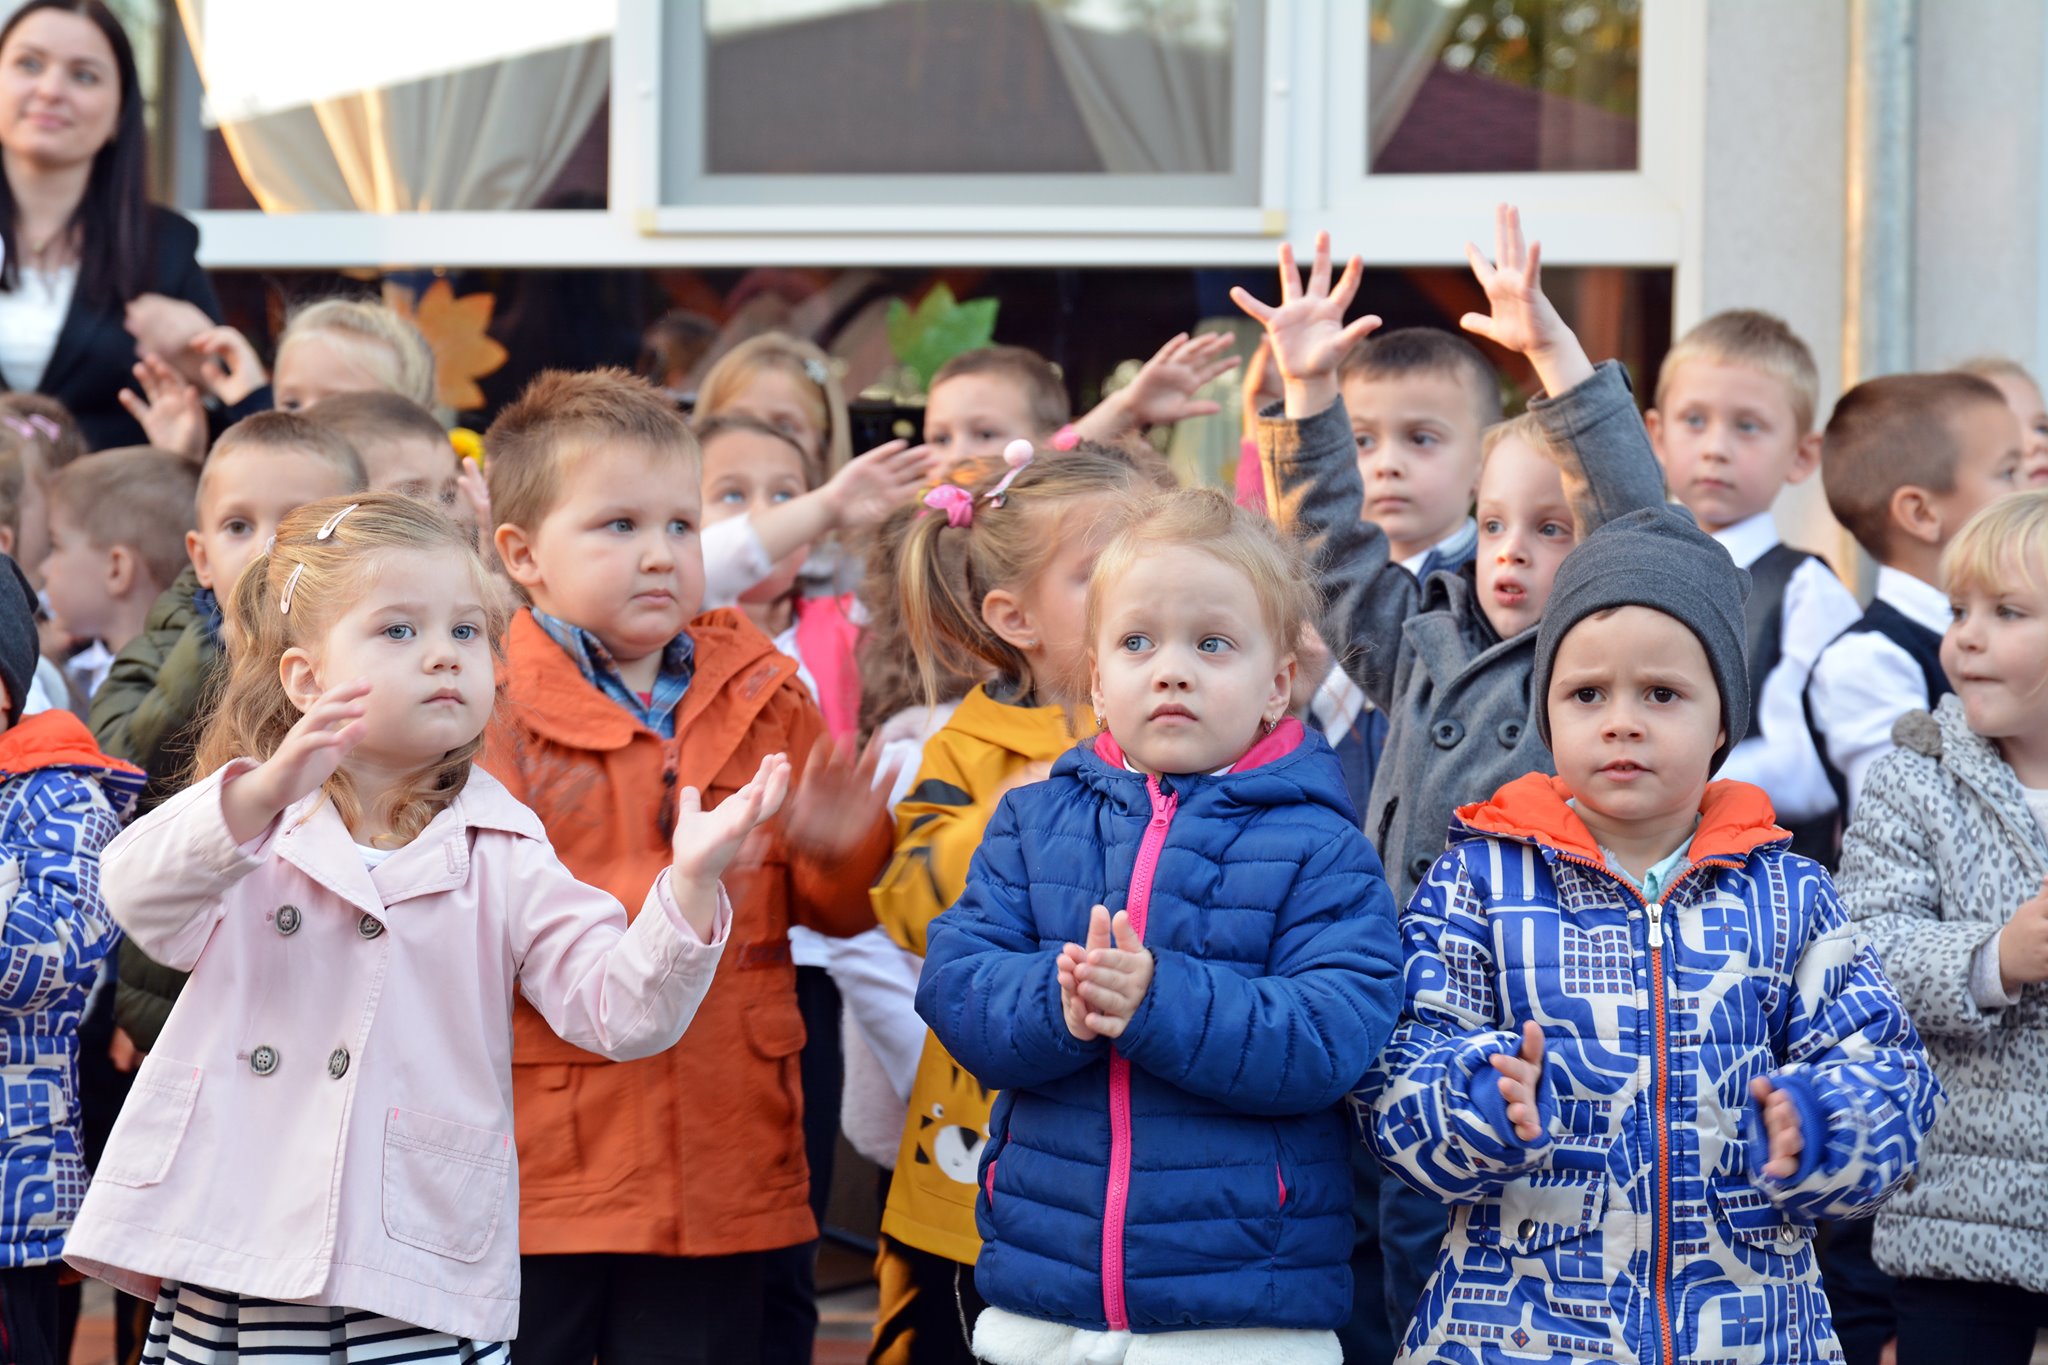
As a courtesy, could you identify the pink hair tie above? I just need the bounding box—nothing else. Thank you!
[27,415,59,439]
[1049,424,1081,451]
[983,439,1035,507]
[923,484,975,529]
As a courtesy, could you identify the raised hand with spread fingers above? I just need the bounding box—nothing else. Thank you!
[1458,203,1594,397]
[1230,231,1382,419]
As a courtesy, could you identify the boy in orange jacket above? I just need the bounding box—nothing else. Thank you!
[481,369,892,1365]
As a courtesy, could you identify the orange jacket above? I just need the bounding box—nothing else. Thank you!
[483,608,887,1257]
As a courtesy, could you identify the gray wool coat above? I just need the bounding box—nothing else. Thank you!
[1839,694,2047,1293]
[1260,360,1667,904]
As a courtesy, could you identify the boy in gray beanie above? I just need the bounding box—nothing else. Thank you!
[1358,503,1939,1365]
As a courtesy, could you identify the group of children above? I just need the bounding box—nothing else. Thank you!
[0,203,2044,1365]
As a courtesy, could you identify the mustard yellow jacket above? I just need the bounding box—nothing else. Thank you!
[871,685,1087,1264]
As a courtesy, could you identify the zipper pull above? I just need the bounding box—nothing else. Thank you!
[1646,900,1665,950]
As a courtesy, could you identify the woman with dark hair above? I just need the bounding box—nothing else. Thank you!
[0,0,220,450]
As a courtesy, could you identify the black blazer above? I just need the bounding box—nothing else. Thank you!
[3,205,222,451]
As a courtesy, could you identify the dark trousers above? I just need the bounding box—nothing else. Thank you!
[1894,1275,2048,1365]
[0,1265,61,1365]
[515,1251,767,1365]
[869,1235,986,1365]
[763,965,844,1364]
[1377,1166,1448,1353]
[1336,1145,1395,1364]
[1818,1218,1896,1365]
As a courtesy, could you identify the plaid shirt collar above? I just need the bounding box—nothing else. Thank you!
[530,610,696,738]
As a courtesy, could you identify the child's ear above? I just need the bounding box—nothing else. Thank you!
[106,544,138,599]
[1786,430,1823,485]
[1644,408,1671,469]
[1889,484,1943,548]
[277,646,322,714]
[494,522,544,592]
[1087,653,1105,717]
[980,588,1036,653]
[1267,652,1299,728]
[185,528,213,591]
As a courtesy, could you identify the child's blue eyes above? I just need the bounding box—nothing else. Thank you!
[383,623,481,641]
[384,624,414,641]
[453,624,479,640]
[1120,634,1152,653]
[1198,637,1231,654]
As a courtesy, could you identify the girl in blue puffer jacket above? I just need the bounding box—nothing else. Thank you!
[919,489,1403,1365]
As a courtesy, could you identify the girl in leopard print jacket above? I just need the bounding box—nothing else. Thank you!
[1838,490,2048,1365]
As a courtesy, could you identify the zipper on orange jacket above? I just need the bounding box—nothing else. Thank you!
[1551,849,1740,1365]
[1101,775,1178,1333]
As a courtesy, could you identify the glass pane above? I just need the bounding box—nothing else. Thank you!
[1369,0,1640,174]
[703,0,1241,175]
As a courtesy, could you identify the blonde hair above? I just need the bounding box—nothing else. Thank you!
[279,299,438,409]
[1479,409,1560,467]
[1955,356,2043,392]
[898,443,1175,707]
[0,395,85,475]
[1086,488,1315,660]
[1656,309,1821,436]
[49,447,200,587]
[484,368,698,538]
[193,492,510,845]
[695,333,852,482]
[930,346,1072,436]
[1943,488,2048,599]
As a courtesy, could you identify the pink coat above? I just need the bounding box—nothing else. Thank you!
[63,761,730,1342]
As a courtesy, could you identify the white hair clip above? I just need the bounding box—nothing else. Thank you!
[802,357,830,388]
[279,562,306,615]
[316,503,361,540]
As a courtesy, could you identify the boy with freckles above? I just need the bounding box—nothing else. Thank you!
[1362,508,1940,1365]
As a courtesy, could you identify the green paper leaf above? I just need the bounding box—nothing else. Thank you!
[886,283,1000,395]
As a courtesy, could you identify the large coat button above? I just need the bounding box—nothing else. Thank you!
[1432,719,1465,749]
[1409,856,1433,884]
[1497,720,1524,748]
[328,1047,351,1080]
[250,1045,279,1076]
[275,905,301,936]
[358,914,385,940]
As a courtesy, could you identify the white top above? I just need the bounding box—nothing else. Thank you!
[700,517,775,611]
[355,844,397,869]
[1398,517,1477,578]
[0,265,77,393]
[1710,513,1863,821]
[1807,566,1952,817]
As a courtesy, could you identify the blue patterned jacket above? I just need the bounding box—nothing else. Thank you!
[0,711,143,1268]
[1360,773,1940,1365]
[918,720,1403,1335]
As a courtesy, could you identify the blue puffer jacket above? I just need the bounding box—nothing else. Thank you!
[918,720,1403,1335]
[1361,773,1942,1365]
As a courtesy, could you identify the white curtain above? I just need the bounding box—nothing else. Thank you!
[1040,11,1232,175]
[1369,0,1458,157]
[180,4,608,214]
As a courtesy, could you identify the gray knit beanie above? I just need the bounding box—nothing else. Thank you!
[0,555,38,728]
[1532,506,1752,771]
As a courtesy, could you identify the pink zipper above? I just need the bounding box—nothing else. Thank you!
[1101,777,1178,1332]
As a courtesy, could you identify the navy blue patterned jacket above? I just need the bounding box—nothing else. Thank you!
[1361,772,1941,1364]
[0,711,142,1268]
[918,720,1403,1335]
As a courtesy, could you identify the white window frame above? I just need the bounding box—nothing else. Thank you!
[190,0,1705,294]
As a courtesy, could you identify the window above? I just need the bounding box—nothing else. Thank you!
[1369,0,1642,174]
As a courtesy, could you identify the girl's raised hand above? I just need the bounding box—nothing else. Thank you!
[671,751,792,890]
[1458,204,1593,395]
[1488,1020,1548,1144]
[826,440,937,531]
[118,355,208,460]
[1119,331,1243,427]
[1229,231,1381,409]
[223,680,372,844]
[455,456,492,546]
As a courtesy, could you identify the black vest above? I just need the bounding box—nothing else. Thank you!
[1741,544,1838,863]
[1803,600,1953,860]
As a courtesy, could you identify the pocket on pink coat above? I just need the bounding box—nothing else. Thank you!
[381,1108,513,1263]
[97,1061,203,1188]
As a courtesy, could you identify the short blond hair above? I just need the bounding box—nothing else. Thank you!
[694,332,852,478]
[485,367,697,535]
[1954,356,2041,392]
[48,447,200,587]
[280,299,438,409]
[1479,409,1560,467]
[1943,488,2048,599]
[1656,309,1821,436]
[1086,487,1315,659]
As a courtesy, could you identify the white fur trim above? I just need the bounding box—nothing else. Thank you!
[973,1307,1340,1365]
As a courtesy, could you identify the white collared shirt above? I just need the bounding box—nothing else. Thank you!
[1807,565,1953,817]
[1710,513,1862,821]
[1398,517,1477,579]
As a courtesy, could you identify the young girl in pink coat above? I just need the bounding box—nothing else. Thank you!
[63,493,789,1363]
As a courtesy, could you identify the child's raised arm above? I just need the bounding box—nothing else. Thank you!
[1070,331,1242,443]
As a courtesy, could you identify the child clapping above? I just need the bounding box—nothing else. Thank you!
[1364,508,1940,1364]
[920,489,1401,1364]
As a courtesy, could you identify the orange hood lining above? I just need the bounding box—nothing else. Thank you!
[1453,771,1788,867]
